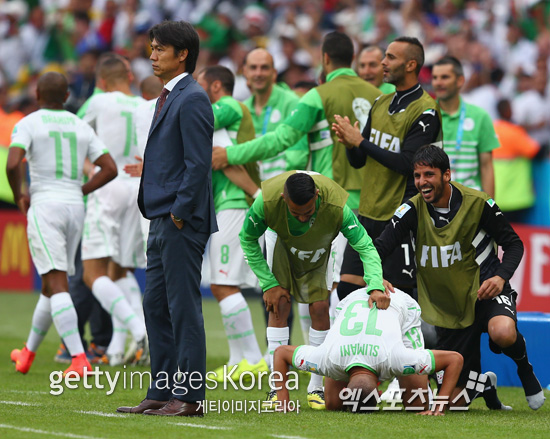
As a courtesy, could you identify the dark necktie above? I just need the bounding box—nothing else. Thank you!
[154,88,170,121]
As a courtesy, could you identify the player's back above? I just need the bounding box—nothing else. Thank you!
[10,109,104,205]
[81,91,144,173]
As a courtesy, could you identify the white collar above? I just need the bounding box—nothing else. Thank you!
[164,72,189,92]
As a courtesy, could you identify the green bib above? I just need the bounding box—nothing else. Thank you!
[360,91,441,220]
[316,74,381,193]
[262,171,348,303]
[411,183,489,329]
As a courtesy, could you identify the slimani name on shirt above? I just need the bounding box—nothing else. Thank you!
[340,343,380,357]
[41,115,76,125]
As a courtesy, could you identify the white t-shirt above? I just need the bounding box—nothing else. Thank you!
[10,109,107,205]
[293,289,434,382]
[81,91,145,176]
[134,98,156,157]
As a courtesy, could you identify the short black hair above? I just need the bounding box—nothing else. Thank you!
[37,72,68,105]
[322,31,354,68]
[97,56,128,84]
[284,173,317,205]
[200,66,235,94]
[434,55,464,77]
[394,36,424,75]
[149,20,200,74]
[413,144,450,175]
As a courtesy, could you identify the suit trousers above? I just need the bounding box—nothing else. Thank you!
[144,215,209,402]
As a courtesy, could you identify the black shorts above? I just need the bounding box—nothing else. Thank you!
[340,215,416,289]
[435,283,518,386]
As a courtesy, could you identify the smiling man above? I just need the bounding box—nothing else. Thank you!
[239,170,387,408]
[374,144,545,411]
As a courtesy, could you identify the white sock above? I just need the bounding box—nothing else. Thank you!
[219,293,262,365]
[91,276,146,341]
[307,328,328,392]
[115,273,143,320]
[329,290,339,327]
[297,303,311,344]
[50,293,84,356]
[106,317,128,356]
[26,294,52,352]
[267,326,289,388]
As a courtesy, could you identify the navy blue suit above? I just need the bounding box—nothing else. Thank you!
[138,74,216,402]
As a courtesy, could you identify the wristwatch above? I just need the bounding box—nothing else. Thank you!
[172,213,183,222]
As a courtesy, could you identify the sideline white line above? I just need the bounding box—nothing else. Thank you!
[171,422,232,430]
[0,424,104,439]
[5,390,49,395]
[0,400,39,406]
[271,435,311,439]
[75,410,126,418]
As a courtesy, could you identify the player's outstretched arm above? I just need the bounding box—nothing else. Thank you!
[273,345,297,404]
[82,153,117,196]
[419,350,463,416]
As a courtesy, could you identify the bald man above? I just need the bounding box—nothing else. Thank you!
[8,72,117,376]
[357,46,396,94]
[242,48,309,181]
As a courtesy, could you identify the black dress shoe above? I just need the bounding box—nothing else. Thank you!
[117,399,169,414]
[143,398,204,417]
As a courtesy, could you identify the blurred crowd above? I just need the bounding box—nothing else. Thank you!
[1,0,549,218]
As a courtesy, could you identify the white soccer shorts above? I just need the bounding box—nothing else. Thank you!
[81,178,146,268]
[208,209,258,288]
[27,202,85,276]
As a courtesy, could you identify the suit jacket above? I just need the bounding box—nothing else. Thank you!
[138,75,217,234]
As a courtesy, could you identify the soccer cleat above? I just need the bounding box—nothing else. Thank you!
[12,346,36,374]
[87,343,107,364]
[108,353,125,366]
[262,389,278,409]
[517,362,545,410]
[211,363,238,383]
[234,358,270,381]
[307,389,326,410]
[380,378,402,401]
[54,343,72,364]
[483,372,512,411]
[131,337,149,366]
[63,353,93,377]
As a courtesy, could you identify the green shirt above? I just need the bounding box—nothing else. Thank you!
[228,68,382,210]
[379,82,396,94]
[239,172,384,295]
[212,96,255,211]
[243,85,309,181]
[441,98,500,191]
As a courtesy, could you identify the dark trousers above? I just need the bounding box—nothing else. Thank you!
[144,216,209,402]
[68,243,112,350]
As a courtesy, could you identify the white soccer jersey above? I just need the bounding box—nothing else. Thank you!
[10,109,107,205]
[134,98,156,157]
[81,91,145,174]
[293,289,434,382]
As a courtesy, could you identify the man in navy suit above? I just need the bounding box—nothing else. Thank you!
[117,20,216,417]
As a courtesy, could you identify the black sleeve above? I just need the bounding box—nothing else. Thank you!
[346,113,371,168]
[480,202,524,281]
[374,201,418,260]
[356,111,441,175]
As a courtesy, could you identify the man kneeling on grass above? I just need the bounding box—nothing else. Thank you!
[273,288,464,415]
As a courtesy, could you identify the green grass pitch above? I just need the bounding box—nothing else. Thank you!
[0,292,549,439]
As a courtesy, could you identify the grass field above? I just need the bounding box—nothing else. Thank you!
[0,292,549,439]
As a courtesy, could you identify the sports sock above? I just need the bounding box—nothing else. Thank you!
[91,276,146,341]
[307,328,328,392]
[26,294,52,352]
[329,290,339,326]
[219,293,262,365]
[50,293,84,356]
[267,326,289,387]
[115,273,144,319]
[297,303,311,344]
[106,317,128,356]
